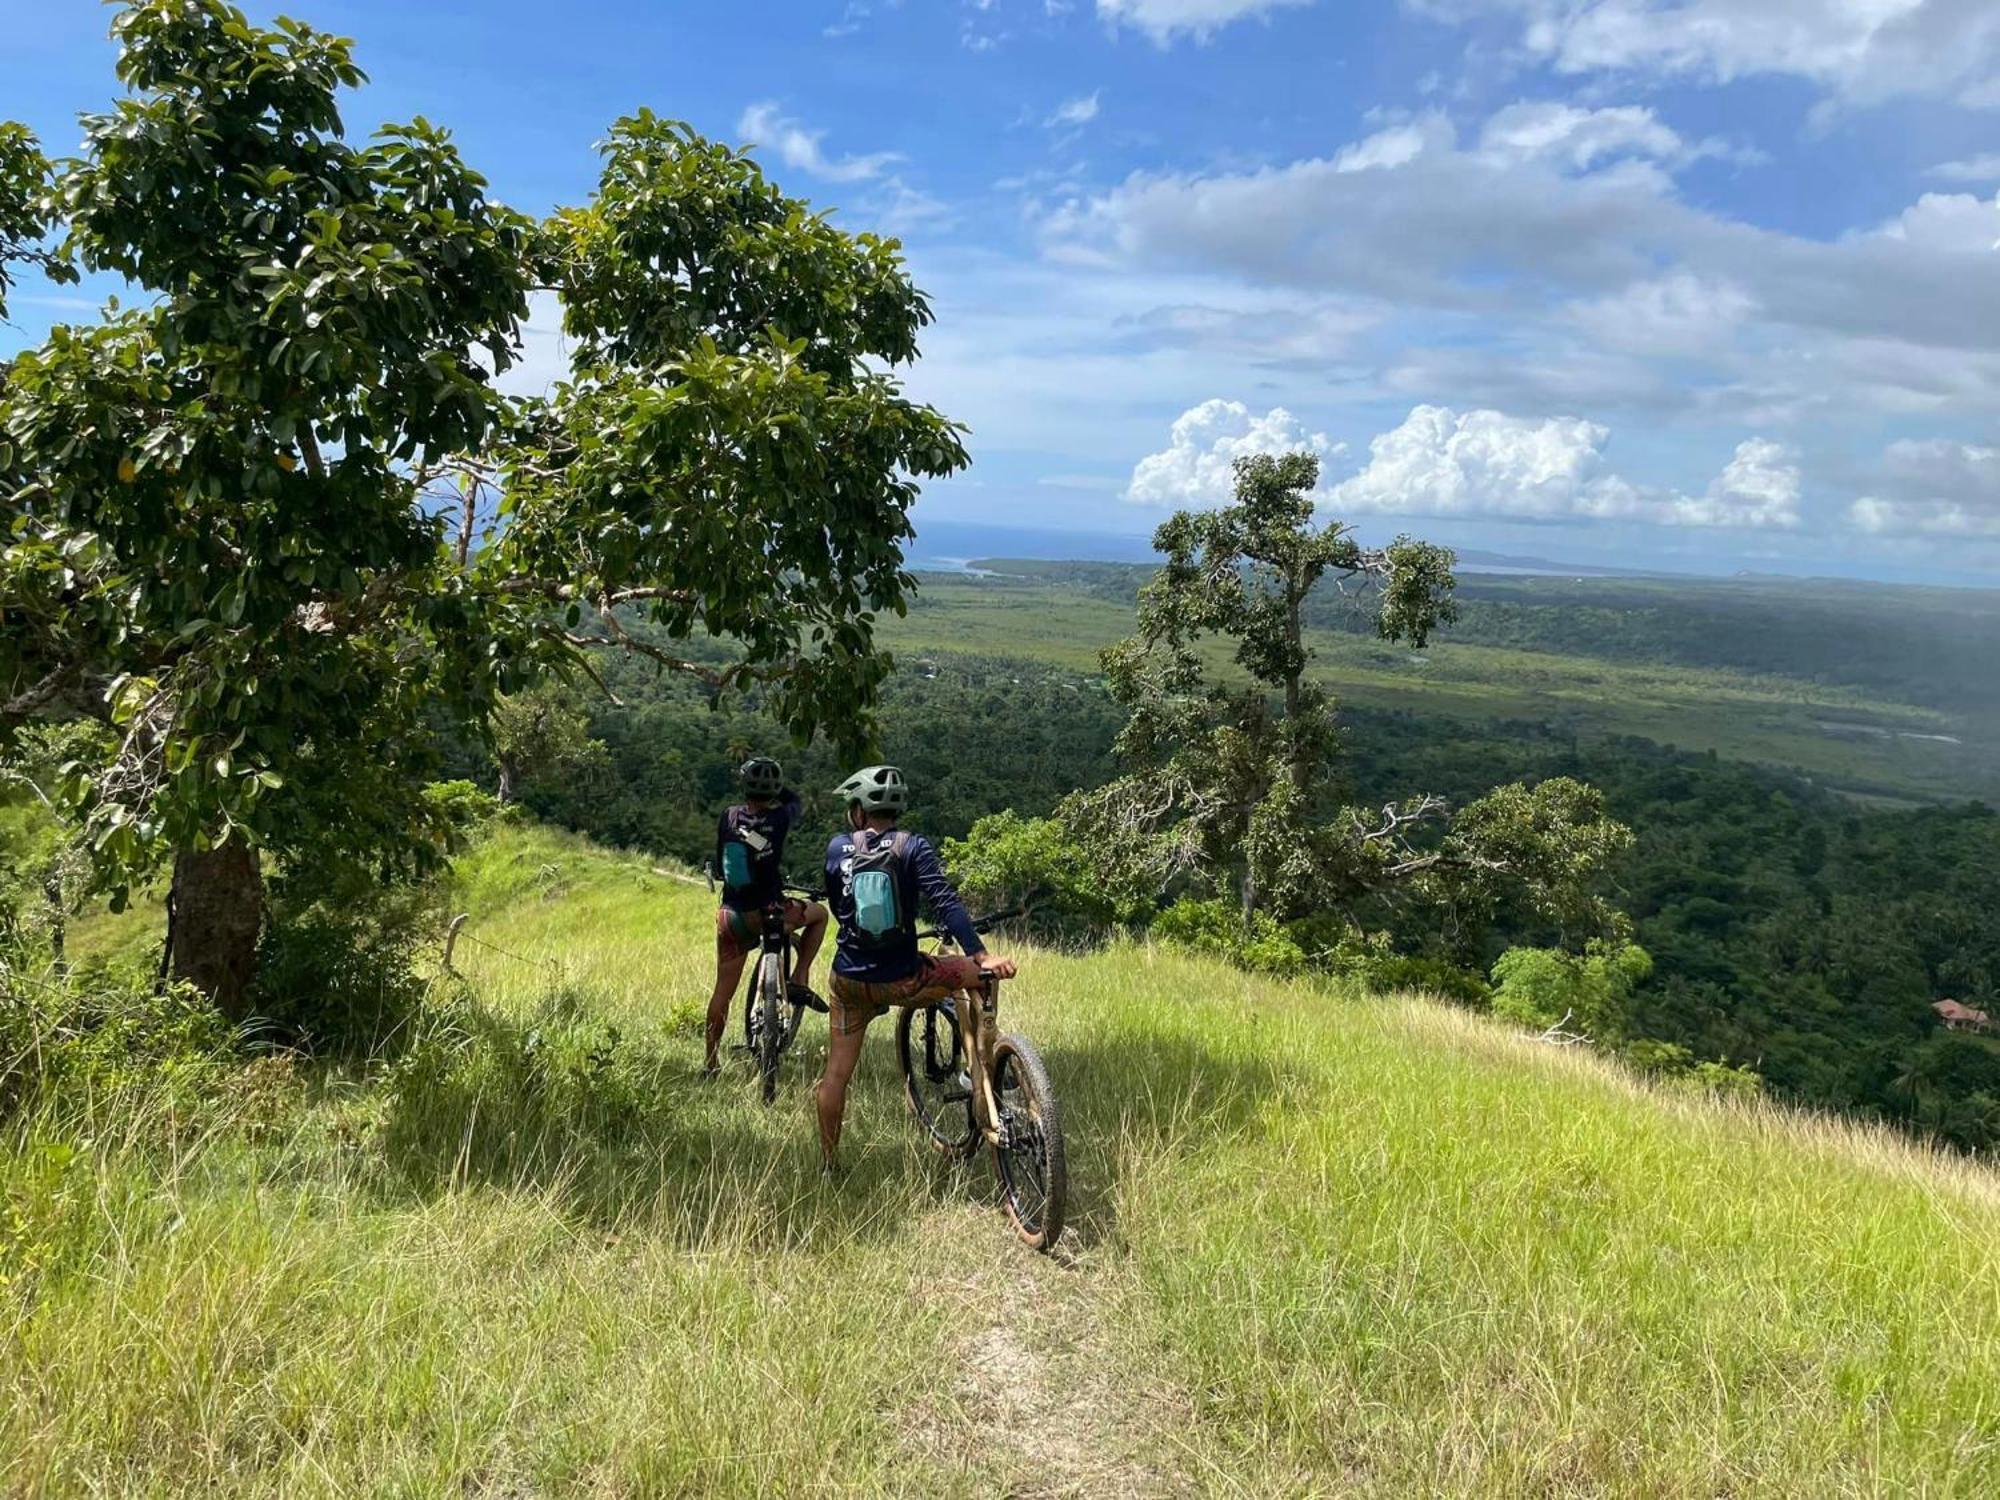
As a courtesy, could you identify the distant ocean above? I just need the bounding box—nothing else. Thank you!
[906,518,1630,579]
[905,520,1157,572]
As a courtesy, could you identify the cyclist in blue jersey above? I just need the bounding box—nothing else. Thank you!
[815,764,1015,1168]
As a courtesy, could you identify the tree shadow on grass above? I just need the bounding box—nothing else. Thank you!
[365,987,982,1248]
[365,985,1299,1257]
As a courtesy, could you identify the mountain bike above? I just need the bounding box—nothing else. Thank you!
[895,912,1066,1251]
[706,861,822,1105]
[736,882,823,1105]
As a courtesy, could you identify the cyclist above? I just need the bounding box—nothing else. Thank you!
[816,764,1016,1168]
[705,756,828,1078]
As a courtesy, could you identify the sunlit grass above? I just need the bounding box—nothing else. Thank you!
[7,823,2000,1495]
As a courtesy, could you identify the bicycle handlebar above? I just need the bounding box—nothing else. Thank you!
[915,906,1024,944]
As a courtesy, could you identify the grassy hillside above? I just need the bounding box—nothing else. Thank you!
[890,574,2000,804]
[8,824,2000,1495]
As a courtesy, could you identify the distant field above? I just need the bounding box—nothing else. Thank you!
[889,574,2000,803]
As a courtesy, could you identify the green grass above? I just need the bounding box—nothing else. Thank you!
[887,580,1998,802]
[8,823,2000,1495]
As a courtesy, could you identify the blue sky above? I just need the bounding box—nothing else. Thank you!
[5,1,2000,581]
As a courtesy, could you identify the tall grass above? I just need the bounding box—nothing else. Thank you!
[5,823,1998,1495]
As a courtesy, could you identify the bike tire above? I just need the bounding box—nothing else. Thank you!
[755,951,785,1105]
[989,1035,1066,1252]
[896,1000,978,1158]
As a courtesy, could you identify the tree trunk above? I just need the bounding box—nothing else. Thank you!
[496,753,516,805]
[168,842,263,1020]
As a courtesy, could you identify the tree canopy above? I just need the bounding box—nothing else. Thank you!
[1063,452,1630,947]
[0,0,965,1010]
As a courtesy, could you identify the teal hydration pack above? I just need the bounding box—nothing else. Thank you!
[720,813,773,897]
[847,830,910,944]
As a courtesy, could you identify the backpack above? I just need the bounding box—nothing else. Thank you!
[847,829,911,946]
[720,808,777,897]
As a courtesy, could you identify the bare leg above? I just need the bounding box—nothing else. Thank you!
[705,943,750,1076]
[816,1012,871,1168]
[791,902,828,990]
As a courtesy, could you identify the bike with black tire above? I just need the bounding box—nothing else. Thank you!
[734,883,821,1104]
[896,914,1066,1251]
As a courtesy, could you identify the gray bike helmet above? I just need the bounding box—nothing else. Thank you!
[738,756,783,798]
[833,764,908,815]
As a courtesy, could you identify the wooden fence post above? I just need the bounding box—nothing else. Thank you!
[442,913,469,975]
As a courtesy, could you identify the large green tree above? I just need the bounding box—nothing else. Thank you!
[0,1,963,1015]
[0,124,72,322]
[1066,451,1630,947]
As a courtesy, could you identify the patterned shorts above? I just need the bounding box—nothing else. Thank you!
[828,954,988,1036]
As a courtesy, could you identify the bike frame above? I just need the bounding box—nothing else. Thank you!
[922,934,1011,1149]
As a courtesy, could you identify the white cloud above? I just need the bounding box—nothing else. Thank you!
[1335,118,1444,172]
[1929,154,2000,184]
[1475,100,1753,171]
[1676,438,1803,528]
[1415,1,2000,110]
[823,2,870,38]
[1046,91,1102,128]
[1039,107,2000,425]
[736,102,901,183]
[1873,191,2000,252]
[1850,438,2000,535]
[1327,405,1801,527]
[1568,270,1757,355]
[1097,0,1314,45]
[875,178,957,235]
[1127,398,1342,505]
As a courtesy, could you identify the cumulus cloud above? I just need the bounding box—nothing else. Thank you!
[1127,399,1343,505]
[1414,0,2000,110]
[1327,405,1801,527]
[1097,0,1314,45]
[1850,438,2000,535]
[1873,191,2000,252]
[1046,91,1102,128]
[737,103,900,182]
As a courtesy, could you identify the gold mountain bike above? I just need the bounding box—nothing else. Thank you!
[895,915,1067,1252]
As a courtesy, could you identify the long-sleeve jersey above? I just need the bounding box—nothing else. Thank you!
[823,827,983,982]
[715,789,802,909]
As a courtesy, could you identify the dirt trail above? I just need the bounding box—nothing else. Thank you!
[905,1214,1208,1498]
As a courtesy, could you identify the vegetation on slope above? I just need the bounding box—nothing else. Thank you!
[6,824,1999,1496]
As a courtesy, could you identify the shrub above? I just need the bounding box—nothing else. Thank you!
[1626,1037,1763,1098]
[1153,898,1307,977]
[422,778,505,830]
[1290,919,1492,1004]
[1490,941,1653,1044]
[380,987,657,1187]
[942,811,1148,938]
[0,959,237,1122]
[253,865,445,1055]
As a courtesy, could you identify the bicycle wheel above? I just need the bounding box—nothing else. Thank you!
[990,1035,1066,1251]
[896,1000,977,1157]
[754,951,785,1104]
